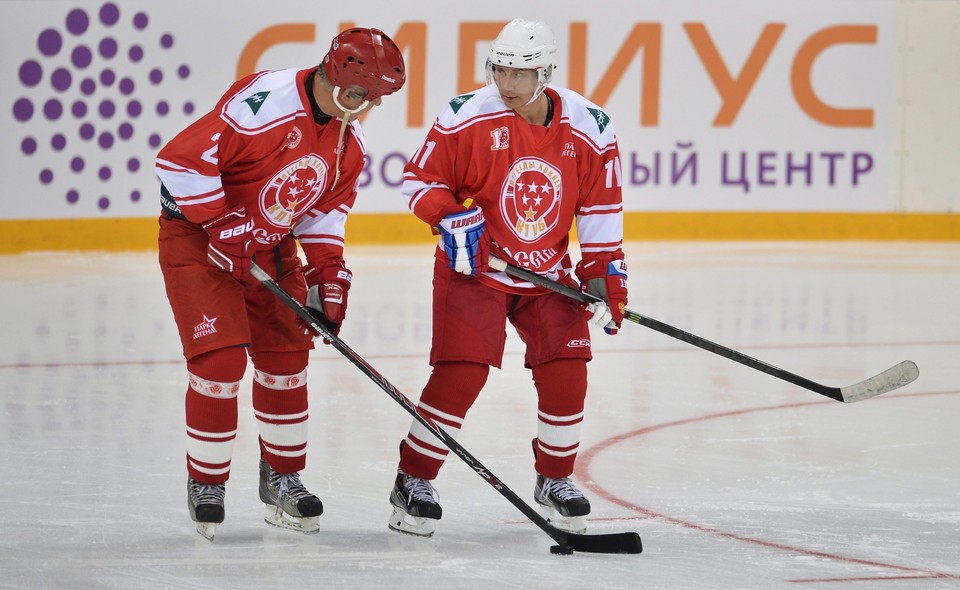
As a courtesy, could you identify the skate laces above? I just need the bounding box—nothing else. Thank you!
[192,481,225,505]
[271,470,312,503]
[403,475,439,506]
[538,476,584,503]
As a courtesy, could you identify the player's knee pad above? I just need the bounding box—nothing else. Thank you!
[423,361,490,410]
[531,358,588,413]
[187,346,248,382]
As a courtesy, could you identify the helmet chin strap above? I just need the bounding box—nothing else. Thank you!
[525,84,546,106]
[330,86,370,190]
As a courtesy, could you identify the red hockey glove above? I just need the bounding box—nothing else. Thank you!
[303,264,353,343]
[575,255,628,335]
[202,206,256,280]
[437,207,490,276]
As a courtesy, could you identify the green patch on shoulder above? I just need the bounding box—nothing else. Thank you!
[449,94,475,114]
[243,91,270,115]
[587,107,610,134]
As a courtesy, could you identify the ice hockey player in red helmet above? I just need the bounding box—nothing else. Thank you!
[155,27,404,541]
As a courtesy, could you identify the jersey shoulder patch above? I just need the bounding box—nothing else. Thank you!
[221,69,307,135]
[448,93,475,114]
[556,87,617,144]
[436,85,508,129]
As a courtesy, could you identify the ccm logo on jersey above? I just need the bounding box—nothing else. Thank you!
[217,220,254,240]
[567,339,591,348]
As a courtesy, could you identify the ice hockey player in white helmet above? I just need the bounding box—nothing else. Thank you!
[388,16,628,538]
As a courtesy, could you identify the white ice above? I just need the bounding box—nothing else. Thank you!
[1,242,958,589]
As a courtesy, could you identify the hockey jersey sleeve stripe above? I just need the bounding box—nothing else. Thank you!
[570,126,618,155]
[403,183,449,213]
[294,208,348,253]
[221,110,307,136]
[155,165,225,211]
[577,213,624,253]
[177,189,226,207]
[578,203,623,215]
[434,109,514,135]
[155,157,199,174]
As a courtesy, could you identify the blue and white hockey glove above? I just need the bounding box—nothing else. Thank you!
[437,207,490,276]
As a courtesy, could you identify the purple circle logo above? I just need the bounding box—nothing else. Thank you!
[11,2,195,211]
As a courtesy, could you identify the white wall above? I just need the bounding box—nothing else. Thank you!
[1,0,957,221]
[893,0,960,212]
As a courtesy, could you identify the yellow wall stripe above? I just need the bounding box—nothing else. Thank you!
[1,212,958,253]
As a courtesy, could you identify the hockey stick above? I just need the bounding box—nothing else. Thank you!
[249,263,642,555]
[487,257,919,403]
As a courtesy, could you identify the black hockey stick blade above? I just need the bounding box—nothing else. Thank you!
[249,263,642,554]
[488,257,919,403]
[565,530,643,554]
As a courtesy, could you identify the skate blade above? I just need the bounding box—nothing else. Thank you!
[195,522,218,541]
[263,506,320,534]
[537,504,587,534]
[388,505,436,537]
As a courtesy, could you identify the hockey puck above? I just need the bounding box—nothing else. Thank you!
[550,544,574,555]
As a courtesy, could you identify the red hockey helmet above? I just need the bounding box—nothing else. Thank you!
[323,28,406,100]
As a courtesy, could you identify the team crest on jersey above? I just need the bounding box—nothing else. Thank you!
[259,154,328,229]
[285,126,302,150]
[500,157,562,243]
[490,127,509,150]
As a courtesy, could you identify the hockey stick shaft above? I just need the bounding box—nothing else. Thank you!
[488,257,918,403]
[249,263,641,554]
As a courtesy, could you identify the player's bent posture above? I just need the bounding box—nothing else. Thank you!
[388,19,628,537]
[155,28,405,541]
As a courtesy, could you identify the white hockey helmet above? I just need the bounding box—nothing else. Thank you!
[485,19,557,102]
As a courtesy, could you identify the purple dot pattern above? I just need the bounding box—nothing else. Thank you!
[38,29,63,56]
[66,9,89,35]
[52,68,72,91]
[72,45,92,68]
[13,3,194,211]
[20,61,43,86]
[22,137,38,155]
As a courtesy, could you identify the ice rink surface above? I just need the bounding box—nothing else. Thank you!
[1,242,957,589]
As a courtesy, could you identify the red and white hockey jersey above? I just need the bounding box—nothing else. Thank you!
[402,84,624,294]
[156,67,366,267]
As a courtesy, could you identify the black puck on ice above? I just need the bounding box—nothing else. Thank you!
[550,544,574,555]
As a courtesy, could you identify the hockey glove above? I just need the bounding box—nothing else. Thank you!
[576,256,629,335]
[202,206,256,280]
[303,264,353,343]
[437,207,490,276]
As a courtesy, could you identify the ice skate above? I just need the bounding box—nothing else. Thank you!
[259,459,323,534]
[388,471,442,537]
[187,478,226,541]
[534,474,591,534]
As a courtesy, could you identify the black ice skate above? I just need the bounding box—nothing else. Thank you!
[388,471,442,537]
[187,477,226,541]
[534,474,591,534]
[259,459,323,534]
